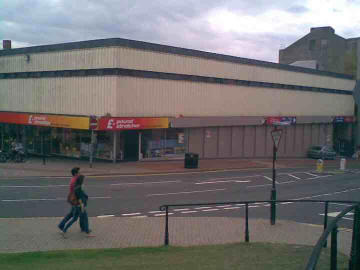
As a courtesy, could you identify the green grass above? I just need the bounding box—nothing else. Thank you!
[0,243,349,270]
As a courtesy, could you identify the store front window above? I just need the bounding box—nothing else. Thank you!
[141,128,186,159]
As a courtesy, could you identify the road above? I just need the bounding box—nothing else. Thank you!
[1,168,360,228]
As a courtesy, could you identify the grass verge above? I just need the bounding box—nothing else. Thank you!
[0,243,348,270]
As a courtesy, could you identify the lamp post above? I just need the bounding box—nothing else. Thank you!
[270,126,283,225]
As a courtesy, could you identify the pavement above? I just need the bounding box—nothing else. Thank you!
[0,156,358,256]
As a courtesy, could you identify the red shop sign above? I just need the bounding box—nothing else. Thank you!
[97,117,169,130]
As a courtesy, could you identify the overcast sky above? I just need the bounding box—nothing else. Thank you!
[1,0,359,62]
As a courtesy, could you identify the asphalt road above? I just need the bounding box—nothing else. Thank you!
[1,168,360,228]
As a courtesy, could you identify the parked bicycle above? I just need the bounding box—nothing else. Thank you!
[0,145,27,163]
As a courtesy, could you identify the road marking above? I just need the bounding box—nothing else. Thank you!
[147,188,226,196]
[121,213,141,216]
[1,196,111,202]
[202,209,219,212]
[304,172,319,177]
[263,176,273,182]
[247,184,272,188]
[111,180,181,186]
[148,211,164,214]
[278,181,295,184]
[131,216,147,218]
[154,213,174,216]
[224,207,241,210]
[195,180,250,184]
[2,198,63,202]
[288,174,301,180]
[181,211,197,214]
[0,185,68,188]
[280,202,294,205]
[216,205,232,208]
[194,206,212,209]
[320,212,354,217]
[249,205,259,208]
[97,215,115,218]
[173,208,190,211]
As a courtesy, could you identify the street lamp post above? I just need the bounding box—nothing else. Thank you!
[270,126,282,225]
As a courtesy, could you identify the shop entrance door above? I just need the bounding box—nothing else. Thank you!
[123,130,139,161]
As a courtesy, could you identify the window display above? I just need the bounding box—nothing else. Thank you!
[141,128,186,159]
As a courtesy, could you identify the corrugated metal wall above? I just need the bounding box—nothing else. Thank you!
[0,47,355,91]
[115,77,353,117]
[0,76,354,117]
[0,77,117,116]
[188,124,333,158]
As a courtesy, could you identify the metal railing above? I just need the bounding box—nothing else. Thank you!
[160,200,360,270]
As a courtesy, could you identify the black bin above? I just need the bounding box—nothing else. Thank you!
[184,152,199,169]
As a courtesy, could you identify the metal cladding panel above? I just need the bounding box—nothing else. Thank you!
[255,126,266,157]
[265,126,273,157]
[0,48,117,73]
[243,126,256,157]
[115,77,354,117]
[294,125,305,157]
[0,46,355,91]
[231,126,245,157]
[188,128,204,158]
[112,47,355,91]
[204,127,218,158]
[311,124,320,146]
[0,77,117,116]
[218,127,232,158]
[303,125,312,155]
[285,125,296,157]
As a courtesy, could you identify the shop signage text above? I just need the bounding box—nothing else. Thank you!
[266,116,296,125]
[333,116,355,123]
[0,112,90,130]
[98,117,169,130]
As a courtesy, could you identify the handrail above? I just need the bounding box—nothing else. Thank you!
[159,199,360,270]
[305,204,360,270]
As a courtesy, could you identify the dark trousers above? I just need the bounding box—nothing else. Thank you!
[62,206,81,232]
[58,207,73,231]
[80,210,90,233]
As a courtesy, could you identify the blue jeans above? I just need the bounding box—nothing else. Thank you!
[80,210,90,233]
[62,206,81,232]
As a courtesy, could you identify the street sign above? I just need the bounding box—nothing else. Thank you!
[89,115,98,130]
[271,129,283,149]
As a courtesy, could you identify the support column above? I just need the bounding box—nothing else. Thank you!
[138,131,142,160]
[113,131,117,163]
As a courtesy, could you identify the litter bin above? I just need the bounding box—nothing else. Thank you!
[184,153,199,169]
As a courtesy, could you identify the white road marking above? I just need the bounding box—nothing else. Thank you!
[249,205,259,208]
[148,211,164,214]
[147,188,226,196]
[295,187,360,200]
[97,215,115,218]
[202,209,219,212]
[194,206,212,209]
[263,176,274,182]
[304,172,319,177]
[278,181,295,184]
[0,185,68,188]
[131,216,147,218]
[181,211,197,214]
[173,208,190,211]
[224,207,241,210]
[154,213,174,216]
[280,202,294,205]
[111,180,181,186]
[216,205,232,208]
[247,184,272,188]
[121,213,141,216]
[320,212,354,217]
[288,174,301,180]
[196,180,250,184]
[2,198,64,202]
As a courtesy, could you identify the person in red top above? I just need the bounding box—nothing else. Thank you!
[58,167,80,235]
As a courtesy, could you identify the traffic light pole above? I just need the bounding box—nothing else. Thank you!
[270,142,277,225]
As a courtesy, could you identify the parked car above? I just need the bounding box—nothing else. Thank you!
[307,145,336,160]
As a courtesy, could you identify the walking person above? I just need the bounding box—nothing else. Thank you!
[58,167,81,236]
[75,175,95,237]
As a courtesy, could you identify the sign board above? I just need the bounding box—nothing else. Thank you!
[0,112,90,130]
[333,116,355,123]
[89,115,98,130]
[271,129,283,149]
[266,116,296,125]
[97,117,169,131]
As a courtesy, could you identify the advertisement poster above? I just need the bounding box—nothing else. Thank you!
[97,117,169,130]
